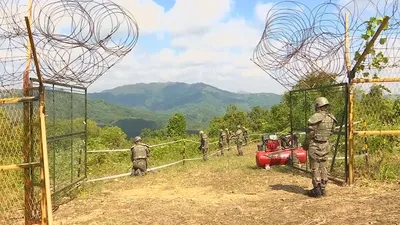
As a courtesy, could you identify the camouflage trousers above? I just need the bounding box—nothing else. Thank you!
[308,140,330,188]
[227,140,231,150]
[131,159,147,176]
[218,142,226,155]
[236,141,243,156]
[201,148,208,161]
[244,137,248,145]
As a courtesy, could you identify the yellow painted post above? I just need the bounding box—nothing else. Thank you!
[348,83,355,185]
[347,15,390,185]
[344,12,355,185]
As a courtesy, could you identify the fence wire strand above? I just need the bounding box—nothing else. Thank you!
[252,0,400,89]
[0,0,139,91]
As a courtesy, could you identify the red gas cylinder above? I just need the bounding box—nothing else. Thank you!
[256,147,307,168]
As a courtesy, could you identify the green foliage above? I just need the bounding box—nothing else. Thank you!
[354,16,390,78]
[166,113,187,138]
[207,104,250,137]
[248,106,269,132]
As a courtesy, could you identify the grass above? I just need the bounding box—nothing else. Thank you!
[51,143,400,225]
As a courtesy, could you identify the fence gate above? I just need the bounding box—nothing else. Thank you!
[289,83,348,182]
[30,78,88,207]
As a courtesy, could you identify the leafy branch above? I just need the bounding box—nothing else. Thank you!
[354,16,389,78]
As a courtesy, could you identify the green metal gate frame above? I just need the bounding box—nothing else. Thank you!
[30,78,88,204]
[289,83,349,182]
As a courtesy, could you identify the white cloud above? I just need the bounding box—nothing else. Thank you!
[113,0,233,36]
[86,0,285,94]
[254,2,275,23]
[0,0,286,94]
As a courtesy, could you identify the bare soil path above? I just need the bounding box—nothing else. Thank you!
[53,144,400,225]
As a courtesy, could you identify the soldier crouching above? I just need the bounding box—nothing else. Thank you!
[130,136,150,177]
[304,97,337,198]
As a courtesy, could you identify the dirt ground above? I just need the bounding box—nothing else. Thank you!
[53,144,400,225]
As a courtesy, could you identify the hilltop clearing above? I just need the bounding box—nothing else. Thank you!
[54,144,400,225]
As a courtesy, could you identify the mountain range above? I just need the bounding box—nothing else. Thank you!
[87,82,282,137]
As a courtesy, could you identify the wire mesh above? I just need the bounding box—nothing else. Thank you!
[252,0,400,89]
[0,0,139,91]
[254,0,400,183]
[0,95,42,225]
[352,81,400,181]
[289,84,348,180]
[33,80,87,205]
[1,0,139,223]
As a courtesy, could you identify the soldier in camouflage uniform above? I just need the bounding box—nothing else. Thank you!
[235,125,244,156]
[218,129,227,156]
[243,126,248,146]
[199,131,209,161]
[303,97,337,198]
[130,136,151,177]
[225,128,231,151]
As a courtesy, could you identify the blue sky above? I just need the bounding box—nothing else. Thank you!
[89,0,289,94]
[85,0,370,94]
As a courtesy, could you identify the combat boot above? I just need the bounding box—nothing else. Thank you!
[307,187,322,198]
[320,188,326,197]
[319,185,327,197]
[134,169,143,177]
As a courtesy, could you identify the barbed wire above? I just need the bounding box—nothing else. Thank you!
[252,0,400,89]
[0,0,139,93]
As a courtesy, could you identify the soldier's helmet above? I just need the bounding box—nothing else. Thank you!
[219,129,223,132]
[315,97,329,108]
[133,136,142,142]
[237,125,241,129]
[225,128,228,131]
[199,130,204,135]
[243,126,246,129]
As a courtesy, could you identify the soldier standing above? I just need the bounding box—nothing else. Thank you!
[199,131,209,161]
[303,97,337,198]
[218,129,227,156]
[225,128,231,151]
[235,125,244,156]
[130,136,151,177]
[243,126,249,145]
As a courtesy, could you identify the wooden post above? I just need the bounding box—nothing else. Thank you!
[348,83,355,185]
[347,14,390,185]
[24,16,53,225]
[23,0,33,223]
[344,12,355,185]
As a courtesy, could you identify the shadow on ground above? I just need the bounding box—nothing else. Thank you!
[247,165,260,170]
[270,184,307,195]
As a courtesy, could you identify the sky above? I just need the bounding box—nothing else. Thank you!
[88,0,296,94]
[2,0,387,94]
[77,0,398,94]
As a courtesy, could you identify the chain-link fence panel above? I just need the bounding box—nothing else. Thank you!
[352,81,400,182]
[0,88,42,225]
[289,83,348,181]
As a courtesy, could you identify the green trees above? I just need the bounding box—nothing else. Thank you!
[166,113,187,138]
